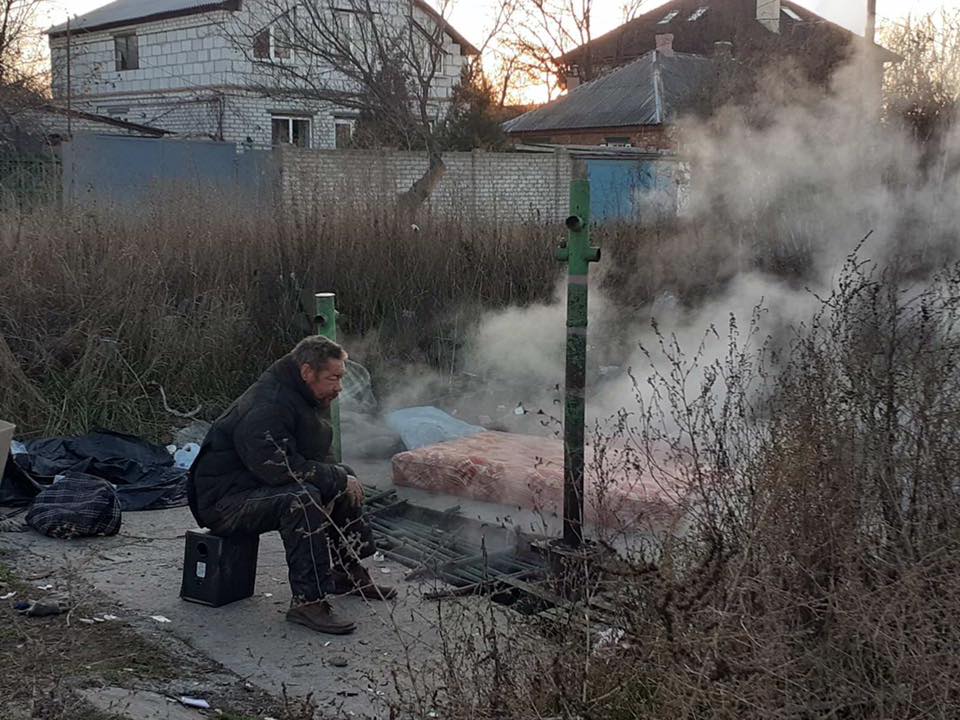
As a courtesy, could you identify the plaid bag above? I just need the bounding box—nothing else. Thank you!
[26,473,122,539]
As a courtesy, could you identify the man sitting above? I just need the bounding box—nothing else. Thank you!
[187,336,394,635]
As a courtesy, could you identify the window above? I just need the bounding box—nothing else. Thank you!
[604,137,632,147]
[253,8,295,61]
[658,10,679,24]
[688,7,709,21]
[333,8,367,56]
[334,8,355,33]
[782,6,802,20]
[114,33,139,71]
[272,115,311,148]
[334,119,355,149]
[273,16,293,59]
[253,29,271,59]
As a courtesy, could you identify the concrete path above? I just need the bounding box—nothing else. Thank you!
[0,450,555,719]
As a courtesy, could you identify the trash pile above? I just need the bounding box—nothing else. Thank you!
[1,430,194,538]
[1,431,190,512]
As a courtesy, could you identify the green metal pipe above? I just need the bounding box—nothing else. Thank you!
[557,161,600,548]
[314,292,341,463]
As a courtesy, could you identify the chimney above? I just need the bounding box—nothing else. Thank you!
[655,33,675,57]
[866,0,877,44]
[756,0,780,34]
[713,41,733,58]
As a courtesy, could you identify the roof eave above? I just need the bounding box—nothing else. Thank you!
[38,103,172,135]
[48,0,240,38]
[412,0,480,55]
[507,122,666,135]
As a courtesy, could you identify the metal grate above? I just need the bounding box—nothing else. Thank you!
[363,486,547,600]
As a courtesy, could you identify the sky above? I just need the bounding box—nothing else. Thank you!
[44,0,960,36]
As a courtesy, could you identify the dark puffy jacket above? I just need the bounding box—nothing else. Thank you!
[187,354,349,526]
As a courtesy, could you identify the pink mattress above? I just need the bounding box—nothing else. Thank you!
[391,431,681,529]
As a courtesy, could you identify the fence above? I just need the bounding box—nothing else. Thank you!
[9,133,683,223]
[0,154,61,209]
[279,146,683,224]
[61,134,276,209]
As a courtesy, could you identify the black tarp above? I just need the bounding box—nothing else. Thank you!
[1,430,187,511]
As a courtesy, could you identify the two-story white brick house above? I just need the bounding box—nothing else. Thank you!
[47,0,478,150]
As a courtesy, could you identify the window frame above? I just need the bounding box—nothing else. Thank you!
[334,117,356,149]
[271,114,312,148]
[114,32,139,71]
[253,8,297,62]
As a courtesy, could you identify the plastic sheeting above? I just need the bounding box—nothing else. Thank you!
[1,431,188,511]
[391,431,681,529]
[385,407,485,451]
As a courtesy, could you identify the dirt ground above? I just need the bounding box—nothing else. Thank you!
[0,554,314,720]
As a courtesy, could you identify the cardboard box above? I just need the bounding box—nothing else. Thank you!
[0,420,14,479]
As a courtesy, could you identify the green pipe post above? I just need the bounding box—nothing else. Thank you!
[314,292,342,463]
[557,161,600,548]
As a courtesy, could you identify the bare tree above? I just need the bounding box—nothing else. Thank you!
[0,0,49,152]
[881,10,960,145]
[619,0,648,23]
[503,0,594,100]
[503,0,650,100]
[227,0,510,210]
[0,0,43,87]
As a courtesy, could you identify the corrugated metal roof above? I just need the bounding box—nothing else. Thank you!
[49,1,236,35]
[505,50,713,134]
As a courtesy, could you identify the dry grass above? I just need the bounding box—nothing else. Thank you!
[388,255,960,719]
[0,196,559,438]
[5,189,959,718]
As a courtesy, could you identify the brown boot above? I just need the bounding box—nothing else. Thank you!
[286,599,356,635]
[332,564,397,600]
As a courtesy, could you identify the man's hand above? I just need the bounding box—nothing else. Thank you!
[345,475,365,507]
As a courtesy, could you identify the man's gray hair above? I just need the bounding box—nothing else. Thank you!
[292,335,346,371]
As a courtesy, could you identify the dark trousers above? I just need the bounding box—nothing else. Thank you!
[205,483,375,603]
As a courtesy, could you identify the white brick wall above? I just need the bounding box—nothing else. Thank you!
[49,0,469,148]
[278,147,574,223]
[50,12,240,99]
[64,89,341,150]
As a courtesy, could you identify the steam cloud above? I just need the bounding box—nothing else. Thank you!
[458,51,960,430]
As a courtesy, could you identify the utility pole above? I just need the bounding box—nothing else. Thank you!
[314,293,342,463]
[557,160,600,548]
[66,15,72,138]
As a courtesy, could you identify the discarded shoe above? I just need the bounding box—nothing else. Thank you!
[286,599,356,635]
[332,564,397,600]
